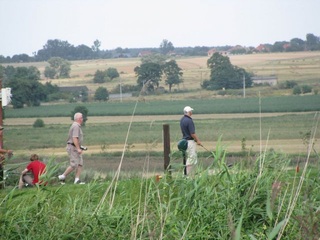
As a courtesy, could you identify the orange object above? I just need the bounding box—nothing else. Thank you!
[156,175,162,182]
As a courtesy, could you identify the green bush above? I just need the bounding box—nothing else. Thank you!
[94,87,109,101]
[293,85,301,95]
[301,85,312,94]
[279,80,298,89]
[106,67,119,80]
[33,118,45,128]
[93,70,107,83]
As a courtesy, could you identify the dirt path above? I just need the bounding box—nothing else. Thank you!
[12,139,310,156]
[4,112,314,125]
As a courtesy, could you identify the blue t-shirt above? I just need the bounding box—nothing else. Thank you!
[180,115,195,140]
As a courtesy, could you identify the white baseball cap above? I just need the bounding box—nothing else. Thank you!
[183,106,194,113]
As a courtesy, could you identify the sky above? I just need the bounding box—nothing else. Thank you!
[0,0,319,57]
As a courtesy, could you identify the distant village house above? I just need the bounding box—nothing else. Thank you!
[207,48,229,57]
[251,76,278,86]
[138,51,153,57]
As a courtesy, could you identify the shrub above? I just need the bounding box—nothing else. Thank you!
[93,70,107,83]
[94,87,109,101]
[106,67,119,80]
[293,85,301,95]
[33,118,45,128]
[281,80,298,89]
[301,85,312,94]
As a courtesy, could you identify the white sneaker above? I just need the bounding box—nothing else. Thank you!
[74,180,85,184]
[58,175,65,184]
[58,175,65,180]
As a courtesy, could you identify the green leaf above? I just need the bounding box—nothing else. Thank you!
[266,191,273,221]
[267,219,286,240]
[235,213,244,240]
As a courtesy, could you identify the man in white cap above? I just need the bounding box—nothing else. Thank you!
[180,106,202,175]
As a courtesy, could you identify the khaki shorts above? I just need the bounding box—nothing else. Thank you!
[22,174,34,186]
[186,140,198,166]
[66,145,83,168]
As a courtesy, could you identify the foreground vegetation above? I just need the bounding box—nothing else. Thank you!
[1,141,320,239]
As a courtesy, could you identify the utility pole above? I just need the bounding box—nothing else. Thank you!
[120,78,122,103]
[243,74,246,98]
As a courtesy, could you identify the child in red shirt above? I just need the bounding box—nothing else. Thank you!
[19,154,46,189]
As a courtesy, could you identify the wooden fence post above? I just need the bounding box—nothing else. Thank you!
[163,124,171,174]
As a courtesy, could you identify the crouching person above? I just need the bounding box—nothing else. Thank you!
[19,154,46,189]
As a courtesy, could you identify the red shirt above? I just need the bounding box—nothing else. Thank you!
[26,160,46,184]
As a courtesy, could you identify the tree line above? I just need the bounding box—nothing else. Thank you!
[1,33,320,63]
[0,50,253,108]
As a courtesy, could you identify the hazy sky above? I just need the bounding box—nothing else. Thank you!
[1,0,319,57]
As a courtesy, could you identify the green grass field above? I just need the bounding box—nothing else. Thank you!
[4,94,320,118]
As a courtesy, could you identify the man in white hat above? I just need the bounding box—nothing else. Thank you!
[180,106,202,175]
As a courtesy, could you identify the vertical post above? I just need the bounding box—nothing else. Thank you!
[163,124,171,174]
[119,78,122,103]
[243,74,246,98]
[0,79,3,189]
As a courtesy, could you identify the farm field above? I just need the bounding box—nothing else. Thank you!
[3,52,320,173]
[6,51,320,99]
[5,111,319,157]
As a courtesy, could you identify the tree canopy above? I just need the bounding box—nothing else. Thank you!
[134,62,163,93]
[162,60,183,92]
[44,57,71,79]
[202,52,252,90]
[94,87,109,101]
[159,39,174,55]
[3,66,58,108]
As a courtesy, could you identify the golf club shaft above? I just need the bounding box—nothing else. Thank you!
[200,144,211,153]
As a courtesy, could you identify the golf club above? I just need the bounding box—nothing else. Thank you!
[200,144,211,153]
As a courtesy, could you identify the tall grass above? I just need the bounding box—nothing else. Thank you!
[1,139,320,238]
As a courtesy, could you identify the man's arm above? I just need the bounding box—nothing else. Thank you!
[73,137,82,154]
[0,149,12,154]
[21,168,28,175]
[191,133,202,146]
